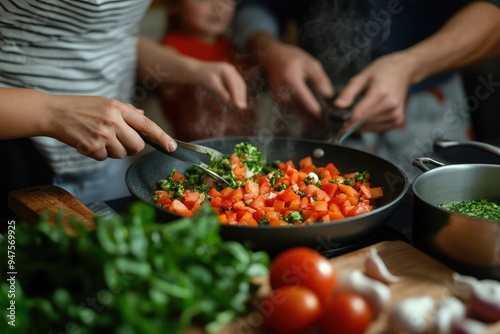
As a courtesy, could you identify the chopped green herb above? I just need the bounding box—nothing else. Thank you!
[355,170,369,182]
[258,217,269,225]
[438,199,500,221]
[284,211,304,224]
[159,170,185,199]
[270,170,285,187]
[274,183,287,191]
[234,142,266,177]
[343,178,354,186]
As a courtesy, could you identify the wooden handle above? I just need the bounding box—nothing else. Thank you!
[8,185,95,229]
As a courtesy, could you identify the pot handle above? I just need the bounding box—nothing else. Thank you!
[434,138,500,157]
[412,157,446,172]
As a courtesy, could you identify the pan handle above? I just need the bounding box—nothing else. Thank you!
[412,157,446,172]
[434,138,500,157]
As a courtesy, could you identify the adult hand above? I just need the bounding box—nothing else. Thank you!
[334,52,416,132]
[255,35,334,117]
[188,60,248,110]
[47,95,177,161]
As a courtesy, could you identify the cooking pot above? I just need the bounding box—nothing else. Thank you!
[411,157,500,279]
[126,136,409,254]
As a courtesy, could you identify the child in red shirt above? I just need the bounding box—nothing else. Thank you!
[160,0,258,141]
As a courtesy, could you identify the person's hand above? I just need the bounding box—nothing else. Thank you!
[187,60,248,110]
[137,37,246,110]
[255,37,334,117]
[334,52,416,132]
[46,95,177,161]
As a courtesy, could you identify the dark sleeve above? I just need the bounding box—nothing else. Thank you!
[484,0,500,6]
[0,138,54,221]
[232,0,294,50]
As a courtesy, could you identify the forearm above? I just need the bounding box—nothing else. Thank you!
[136,35,199,88]
[404,1,500,85]
[249,31,287,67]
[250,31,279,56]
[0,88,54,139]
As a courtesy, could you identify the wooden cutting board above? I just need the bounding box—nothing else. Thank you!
[8,185,95,229]
[210,240,500,334]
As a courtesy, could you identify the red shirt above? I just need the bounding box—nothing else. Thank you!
[161,32,234,63]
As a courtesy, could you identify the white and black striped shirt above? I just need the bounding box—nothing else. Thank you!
[0,0,151,175]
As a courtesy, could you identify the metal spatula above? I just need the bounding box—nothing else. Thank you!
[137,132,230,187]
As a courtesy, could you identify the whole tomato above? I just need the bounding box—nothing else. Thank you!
[262,285,322,334]
[320,292,374,334]
[269,247,336,305]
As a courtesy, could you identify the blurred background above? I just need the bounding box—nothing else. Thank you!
[140,1,500,142]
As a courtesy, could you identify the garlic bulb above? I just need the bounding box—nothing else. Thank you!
[387,296,434,334]
[336,269,391,318]
[364,247,400,284]
[434,297,466,334]
[451,273,478,302]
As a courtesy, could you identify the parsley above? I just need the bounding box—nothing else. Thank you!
[274,183,287,191]
[343,178,354,186]
[284,211,303,224]
[159,170,185,199]
[234,142,266,177]
[0,204,269,334]
[355,170,369,182]
[270,170,285,187]
[438,199,500,221]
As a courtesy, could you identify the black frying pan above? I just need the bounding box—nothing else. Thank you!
[126,137,409,253]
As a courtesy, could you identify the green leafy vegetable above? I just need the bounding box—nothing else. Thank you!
[158,170,185,199]
[233,142,266,177]
[208,154,241,188]
[284,211,304,224]
[355,170,369,182]
[269,169,285,187]
[0,203,269,334]
[207,142,266,188]
[343,178,355,186]
[438,199,500,221]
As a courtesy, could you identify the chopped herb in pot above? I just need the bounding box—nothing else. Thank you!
[438,199,500,222]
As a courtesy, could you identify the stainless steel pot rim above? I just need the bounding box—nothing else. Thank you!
[412,163,500,224]
[412,162,500,189]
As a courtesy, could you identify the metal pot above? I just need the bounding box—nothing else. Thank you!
[412,157,500,279]
[126,137,409,255]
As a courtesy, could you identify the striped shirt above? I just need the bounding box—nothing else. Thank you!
[0,0,151,175]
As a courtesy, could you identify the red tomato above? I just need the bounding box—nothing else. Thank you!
[319,292,374,334]
[269,247,336,305]
[262,285,321,334]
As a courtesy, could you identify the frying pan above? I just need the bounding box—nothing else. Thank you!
[126,137,409,253]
